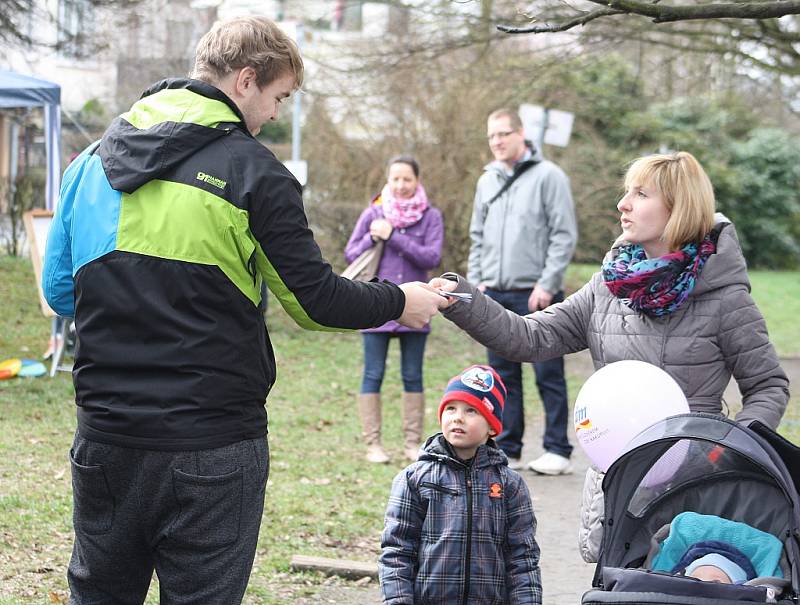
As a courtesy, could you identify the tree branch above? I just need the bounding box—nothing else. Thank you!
[500,0,800,33]
[600,0,800,23]
[497,7,624,33]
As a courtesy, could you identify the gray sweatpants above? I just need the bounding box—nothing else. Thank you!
[67,431,269,604]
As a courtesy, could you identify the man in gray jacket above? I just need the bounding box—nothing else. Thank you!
[467,107,578,475]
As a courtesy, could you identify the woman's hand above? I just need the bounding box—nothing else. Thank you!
[369,219,393,241]
[428,277,458,308]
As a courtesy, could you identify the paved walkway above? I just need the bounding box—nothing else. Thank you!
[294,352,799,604]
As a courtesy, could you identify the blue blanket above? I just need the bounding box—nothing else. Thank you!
[651,512,784,578]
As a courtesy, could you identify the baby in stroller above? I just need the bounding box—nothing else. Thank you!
[677,542,756,584]
[581,414,799,605]
[594,511,788,603]
[646,511,787,597]
[673,542,755,584]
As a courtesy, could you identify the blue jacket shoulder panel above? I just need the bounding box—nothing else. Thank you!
[42,142,120,317]
[69,153,121,272]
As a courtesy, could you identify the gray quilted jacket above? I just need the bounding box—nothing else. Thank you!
[442,218,790,561]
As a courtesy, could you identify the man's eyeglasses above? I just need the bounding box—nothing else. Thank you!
[487,130,515,142]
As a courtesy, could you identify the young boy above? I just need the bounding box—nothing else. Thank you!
[379,365,542,605]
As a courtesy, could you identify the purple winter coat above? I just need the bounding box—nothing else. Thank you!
[345,202,444,333]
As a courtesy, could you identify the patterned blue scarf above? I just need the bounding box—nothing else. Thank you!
[602,235,716,317]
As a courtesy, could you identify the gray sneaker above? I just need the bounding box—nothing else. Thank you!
[528,452,573,475]
[506,456,526,470]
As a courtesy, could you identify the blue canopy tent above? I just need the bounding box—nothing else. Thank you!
[0,71,67,376]
[0,70,62,210]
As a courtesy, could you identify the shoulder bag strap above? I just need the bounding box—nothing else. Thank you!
[481,159,539,221]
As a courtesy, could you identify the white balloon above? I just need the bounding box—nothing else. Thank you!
[573,360,690,472]
[639,439,690,488]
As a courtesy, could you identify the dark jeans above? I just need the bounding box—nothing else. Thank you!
[485,288,572,460]
[361,331,428,393]
[68,431,269,605]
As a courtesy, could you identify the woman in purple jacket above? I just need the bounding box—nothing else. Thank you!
[345,156,444,464]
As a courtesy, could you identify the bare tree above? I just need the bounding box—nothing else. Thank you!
[1,0,34,46]
[500,1,800,30]
[498,1,800,76]
[2,0,144,57]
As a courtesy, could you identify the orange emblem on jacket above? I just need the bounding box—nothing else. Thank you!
[489,482,503,498]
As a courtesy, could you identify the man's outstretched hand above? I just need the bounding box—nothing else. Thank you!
[398,282,449,328]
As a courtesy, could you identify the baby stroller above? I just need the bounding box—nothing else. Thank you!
[582,413,800,605]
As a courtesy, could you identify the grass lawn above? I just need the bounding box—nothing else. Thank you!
[746,270,800,358]
[0,256,797,603]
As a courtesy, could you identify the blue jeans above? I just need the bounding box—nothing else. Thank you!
[68,432,269,604]
[485,288,572,460]
[361,332,428,393]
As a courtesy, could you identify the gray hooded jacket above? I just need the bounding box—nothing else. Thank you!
[444,217,790,562]
[467,146,577,293]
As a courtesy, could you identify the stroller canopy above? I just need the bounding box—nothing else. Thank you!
[596,413,800,593]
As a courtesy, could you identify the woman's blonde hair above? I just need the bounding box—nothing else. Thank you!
[624,151,716,251]
[192,16,304,90]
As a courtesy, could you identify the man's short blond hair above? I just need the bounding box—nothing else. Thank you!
[488,108,523,132]
[192,16,304,90]
[624,151,716,251]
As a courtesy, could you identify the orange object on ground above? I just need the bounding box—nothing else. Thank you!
[0,358,22,380]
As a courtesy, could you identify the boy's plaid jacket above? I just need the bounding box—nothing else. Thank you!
[380,434,542,605]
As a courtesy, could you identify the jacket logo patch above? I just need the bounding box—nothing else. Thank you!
[489,482,503,498]
[197,171,227,190]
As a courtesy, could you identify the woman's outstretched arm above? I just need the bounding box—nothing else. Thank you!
[432,273,595,363]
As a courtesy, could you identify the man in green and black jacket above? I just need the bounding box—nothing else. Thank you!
[43,16,444,604]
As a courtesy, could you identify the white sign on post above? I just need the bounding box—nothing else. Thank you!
[542,109,574,147]
[284,160,308,187]
[519,103,574,148]
[519,104,545,145]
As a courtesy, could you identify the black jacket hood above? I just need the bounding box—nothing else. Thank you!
[98,78,249,193]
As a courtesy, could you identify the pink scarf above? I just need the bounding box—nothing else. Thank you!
[380,183,429,228]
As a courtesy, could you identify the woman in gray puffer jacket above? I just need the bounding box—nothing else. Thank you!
[431,151,790,563]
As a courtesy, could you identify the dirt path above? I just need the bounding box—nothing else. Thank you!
[291,352,799,604]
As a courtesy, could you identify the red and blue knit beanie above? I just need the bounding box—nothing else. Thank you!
[438,365,507,435]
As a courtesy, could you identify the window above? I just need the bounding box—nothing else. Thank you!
[57,0,94,57]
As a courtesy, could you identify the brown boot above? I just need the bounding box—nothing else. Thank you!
[402,392,425,461]
[357,393,390,463]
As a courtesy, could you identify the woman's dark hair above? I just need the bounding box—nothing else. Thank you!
[387,155,420,178]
